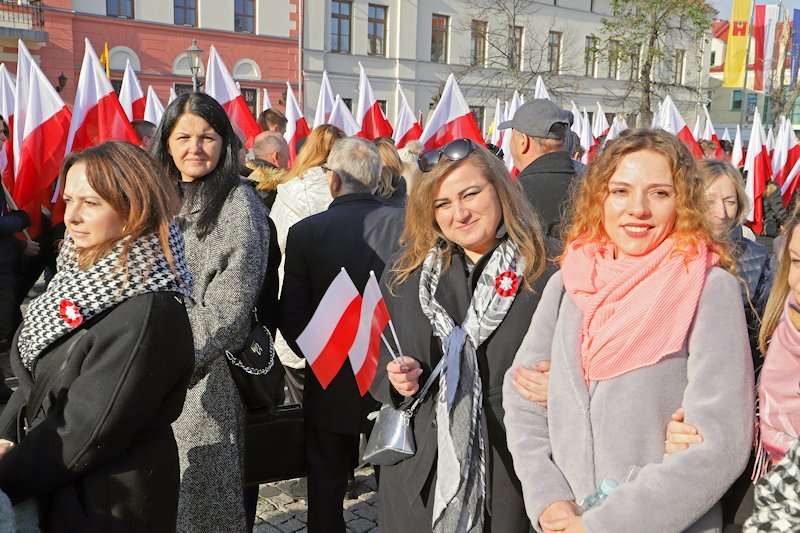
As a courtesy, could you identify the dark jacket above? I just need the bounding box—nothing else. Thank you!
[0,292,194,532]
[762,180,788,237]
[279,193,404,434]
[517,150,577,238]
[730,226,773,361]
[369,246,557,532]
[0,202,29,288]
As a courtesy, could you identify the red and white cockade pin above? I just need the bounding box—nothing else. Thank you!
[59,299,83,328]
[495,271,519,297]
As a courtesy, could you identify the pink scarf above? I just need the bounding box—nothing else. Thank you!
[759,297,800,462]
[561,237,719,384]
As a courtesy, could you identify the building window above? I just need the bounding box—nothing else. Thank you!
[342,98,352,110]
[174,83,194,96]
[470,20,487,67]
[509,26,523,70]
[111,79,123,95]
[331,1,352,54]
[707,91,713,111]
[174,0,197,27]
[629,48,640,81]
[235,0,255,33]
[710,51,716,66]
[585,36,597,77]
[673,49,686,85]
[548,31,562,73]
[107,0,133,18]
[377,100,387,114]
[608,40,621,79]
[731,89,743,111]
[431,14,449,63]
[240,87,258,117]
[368,4,387,56]
[469,106,484,132]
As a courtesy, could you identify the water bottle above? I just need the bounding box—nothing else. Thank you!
[579,478,619,512]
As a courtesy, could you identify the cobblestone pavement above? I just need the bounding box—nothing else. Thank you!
[253,466,379,533]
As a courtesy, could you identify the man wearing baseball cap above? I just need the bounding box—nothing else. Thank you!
[499,98,577,237]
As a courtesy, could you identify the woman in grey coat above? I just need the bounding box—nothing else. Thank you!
[503,130,754,533]
[152,93,269,532]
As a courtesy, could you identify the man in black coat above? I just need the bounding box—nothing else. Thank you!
[500,98,577,237]
[279,137,404,532]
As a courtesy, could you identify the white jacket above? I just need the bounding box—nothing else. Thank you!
[270,166,332,369]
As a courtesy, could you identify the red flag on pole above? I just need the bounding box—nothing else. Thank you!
[392,85,422,149]
[349,272,390,396]
[743,109,772,235]
[284,82,310,167]
[119,59,145,122]
[420,74,483,151]
[356,63,392,140]
[0,64,15,195]
[205,45,261,148]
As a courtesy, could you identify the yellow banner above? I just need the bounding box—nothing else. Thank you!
[99,43,111,80]
[722,0,752,87]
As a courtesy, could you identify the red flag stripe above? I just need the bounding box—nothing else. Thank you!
[353,298,390,396]
[310,296,362,389]
[422,113,484,151]
[70,93,139,152]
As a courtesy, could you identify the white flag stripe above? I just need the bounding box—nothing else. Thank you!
[144,85,164,126]
[328,94,360,137]
[349,275,385,373]
[296,269,359,365]
[119,59,144,122]
[65,39,115,155]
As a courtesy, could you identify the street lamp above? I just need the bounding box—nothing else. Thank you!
[185,39,203,92]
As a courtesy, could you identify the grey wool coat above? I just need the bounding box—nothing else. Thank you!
[503,269,755,533]
[172,181,269,532]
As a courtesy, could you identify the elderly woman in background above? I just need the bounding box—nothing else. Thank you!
[151,92,269,532]
[374,137,407,207]
[0,141,194,531]
[504,129,754,532]
[371,139,555,532]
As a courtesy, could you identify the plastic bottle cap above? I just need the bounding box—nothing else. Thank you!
[599,479,619,495]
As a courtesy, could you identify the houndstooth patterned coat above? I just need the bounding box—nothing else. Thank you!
[172,180,269,533]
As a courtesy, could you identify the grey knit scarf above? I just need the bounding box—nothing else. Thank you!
[18,223,192,371]
[418,238,524,533]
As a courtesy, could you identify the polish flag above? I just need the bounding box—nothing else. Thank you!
[0,64,15,194]
[261,88,272,114]
[419,74,483,151]
[313,70,335,128]
[701,106,723,159]
[722,127,731,142]
[488,98,503,146]
[534,76,550,100]
[580,108,598,164]
[512,90,524,110]
[119,60,145,122]
[356,63,392,140]
[204,45,260,148]
[593,102,610,139]
[168,87,177,104]
[732,125,744,168]
[691,114,702,142]
[500,94,522,172]
[753,5,780,92]
[349,272,390,396]
[12,40,71,234]
[743,109,772,235]
[284,82,310,167]
[327,94,361,137]
[777,118,800,202]
[144,86,165,126]
[65,39,138,155]
[392,85,422,149]
[296,269,362,389]
[654,95,703,159]
[605,116,625,143]
[570,101,582,138]
[780,159,800,207]
[766,127,775,160]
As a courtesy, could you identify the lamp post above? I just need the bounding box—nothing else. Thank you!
[186,39,203,92]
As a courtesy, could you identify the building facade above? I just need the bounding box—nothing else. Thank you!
[0,0,301,116]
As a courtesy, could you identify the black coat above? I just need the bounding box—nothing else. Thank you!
[279,193,404,434]
[0,292,194,532]
[370,247,557,532]
[517,150,578,238]
[0,202,29,288]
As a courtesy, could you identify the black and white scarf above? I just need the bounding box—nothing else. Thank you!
[418,237,524,533]
[18,223,192,371]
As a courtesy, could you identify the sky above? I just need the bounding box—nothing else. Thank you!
[712,0,733,19]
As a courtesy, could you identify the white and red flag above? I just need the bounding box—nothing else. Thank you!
[500,94,522,172]
[605,116,627,144]
[753,5,780,91]
[593,102,610,139]
[284,81,311,167]
[777,118,800,203]
[654,95,703,159]
[534,76,550,100]
[691,114,702,142]
[701,106,723,159]
[766,126,775,159]
[349,272,390,396]
[260,88,272,114]
[12,40,71,236]
[313,70,335,128]
[743,109,772,236]
[392,85,422,149]
[722,127,731,142]
[570,101,582,138]
[119,59,145,122]
[419,74,483,151]
[65,39,138,155]
[356,63,392,140]
[489,98,503,146]
[327,94,361,137]
[296,269,363,389]
[580,108,598,164]
[732,126,744,167]
[0,63,15,192]
[204,45,260,148]
[144,86,164,127]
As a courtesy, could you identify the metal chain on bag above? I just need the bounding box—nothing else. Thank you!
[225,305,277,375]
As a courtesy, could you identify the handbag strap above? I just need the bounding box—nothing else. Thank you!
[407,356,445,414]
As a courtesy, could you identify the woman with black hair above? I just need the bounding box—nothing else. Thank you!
[150,92,269,532]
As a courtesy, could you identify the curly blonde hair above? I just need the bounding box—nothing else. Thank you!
[562,128,731,269]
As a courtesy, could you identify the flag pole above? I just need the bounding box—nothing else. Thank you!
[370,270,405,364]
[1,181,32,241]
[738,0,757,133]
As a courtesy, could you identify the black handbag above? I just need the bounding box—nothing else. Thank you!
[243,403,306,486]
[225,308,285,411]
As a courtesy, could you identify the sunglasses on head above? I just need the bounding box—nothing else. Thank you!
[417,138,477,173]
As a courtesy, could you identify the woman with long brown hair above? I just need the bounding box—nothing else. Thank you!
[0,141,194,531]
[370,139,554,532]
[503,129,754,532]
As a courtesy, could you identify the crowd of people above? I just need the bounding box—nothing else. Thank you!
[0,90,799,533]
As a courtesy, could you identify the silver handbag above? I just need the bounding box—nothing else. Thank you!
[364,358,444,466]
